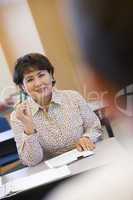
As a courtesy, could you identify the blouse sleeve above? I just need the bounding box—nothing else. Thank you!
[10,111,44,166]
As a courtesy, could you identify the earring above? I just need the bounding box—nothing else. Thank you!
[52,79,56,85]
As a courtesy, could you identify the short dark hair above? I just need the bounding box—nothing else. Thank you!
[13,53,55,86]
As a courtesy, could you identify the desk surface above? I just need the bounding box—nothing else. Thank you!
[2,137,127,185]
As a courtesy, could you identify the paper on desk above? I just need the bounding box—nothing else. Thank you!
[10,165,70,192]
[0,182,12,199]
[45,149,94,168]
[0,165,70,199]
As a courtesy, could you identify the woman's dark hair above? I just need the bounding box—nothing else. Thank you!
[13,53,55,86]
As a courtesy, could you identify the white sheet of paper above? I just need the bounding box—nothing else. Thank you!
[45,149,94,168]
[0,165,70,199]
[0,183,12,199]
[9,165,70,192]
[0,185,6,199]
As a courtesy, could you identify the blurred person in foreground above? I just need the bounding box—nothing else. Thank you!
[10,53,102,167]
[43,1,133,200]
[62,0,133,118]
[68,0,133,91]
[66,0,133,145]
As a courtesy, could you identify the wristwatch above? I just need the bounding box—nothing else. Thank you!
[24,128,37,135]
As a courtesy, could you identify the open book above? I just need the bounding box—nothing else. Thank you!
[45,149,94,168]
[0,165,70,199]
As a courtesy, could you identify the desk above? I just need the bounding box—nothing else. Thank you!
[2,138,127,185]
[69,137,126,175]
[0,138,126,200]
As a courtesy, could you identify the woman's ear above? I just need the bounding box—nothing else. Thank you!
[51,76,56,86]
[50,73,56,86]
[52,79,56,86]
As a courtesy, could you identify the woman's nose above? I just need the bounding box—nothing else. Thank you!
[34,77,42,87]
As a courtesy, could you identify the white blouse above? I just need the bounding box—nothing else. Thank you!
[10,89,102,166]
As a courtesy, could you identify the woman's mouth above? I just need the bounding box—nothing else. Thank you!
[36,87,49,94]
[37,88,45,92]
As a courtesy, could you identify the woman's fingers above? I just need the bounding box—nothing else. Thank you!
[76,143,82,152]
[16,102,31,116]
[76,137,96,151]
[15,102,33,123]
[85,138,95,150]
[26,100,32,116]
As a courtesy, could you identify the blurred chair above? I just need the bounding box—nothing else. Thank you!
[0,117,24,175]
[0,117,11,132]
[88,101,114,138]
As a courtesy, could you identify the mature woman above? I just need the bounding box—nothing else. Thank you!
[10,53,101,166]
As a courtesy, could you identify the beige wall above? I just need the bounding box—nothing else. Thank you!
[27,0,81,91]
[0,0,44,73]
[0,44,15,100]
[0,0,82,92]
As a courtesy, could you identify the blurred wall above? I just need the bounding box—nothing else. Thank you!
[27,0,81,91]
[0,0,82,92]
[0,44,14,100]
[0,0,44,73]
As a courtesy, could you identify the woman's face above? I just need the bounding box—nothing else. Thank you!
[22,69,53,103]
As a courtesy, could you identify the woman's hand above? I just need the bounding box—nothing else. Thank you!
[16,102,36,135]
[76,137,95,151]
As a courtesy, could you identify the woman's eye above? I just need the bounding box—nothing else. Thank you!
[39,73,45,77]
[26,78,33,82]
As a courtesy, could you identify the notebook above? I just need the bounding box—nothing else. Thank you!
[45,149,94,168]
[0,165,70,199]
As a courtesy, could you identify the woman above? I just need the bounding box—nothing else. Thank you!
[10,53,102,166]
